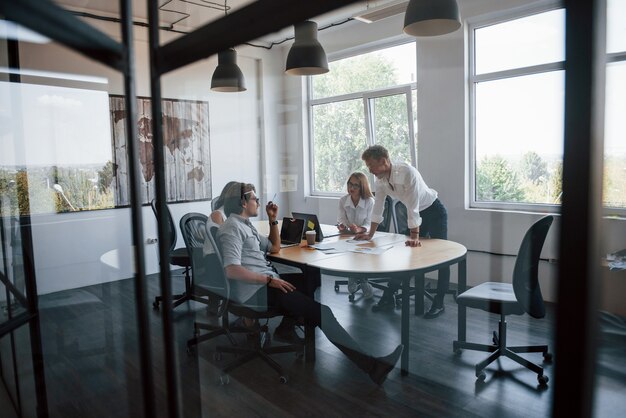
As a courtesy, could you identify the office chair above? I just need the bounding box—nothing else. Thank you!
[334,195,394,301]
[188,223,303,384]
[453,215,554,386]
[150,199,203,310]
[181,213,237,351]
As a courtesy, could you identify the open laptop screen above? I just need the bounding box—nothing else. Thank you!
[291,212,323,242]
[280,217,305,247]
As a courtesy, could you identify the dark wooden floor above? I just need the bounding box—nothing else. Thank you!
[30,273,626,418]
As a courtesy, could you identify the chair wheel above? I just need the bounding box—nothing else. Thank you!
[219,374,230,385]
[543,352,553,362]
[348,293,355,302]
[538,374,549,386]
[279,376,288,384]
[334,284,340,292]
[476,371,486,382]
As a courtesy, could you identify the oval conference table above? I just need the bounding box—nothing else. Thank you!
[258,223,468,376]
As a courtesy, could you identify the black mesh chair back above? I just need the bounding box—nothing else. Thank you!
[391,199,410,236]
[377,195,394,233]
[150,199,195,310]
[151,198,177,253]
[180,213,229,317]
[512,215,554,319]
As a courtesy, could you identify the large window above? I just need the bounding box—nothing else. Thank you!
[309,42,417,194]
[470,2,626,212]
[604,0,626,210]
[470,7,565,210]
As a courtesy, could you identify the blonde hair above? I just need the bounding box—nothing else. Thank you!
[347,172,373,198]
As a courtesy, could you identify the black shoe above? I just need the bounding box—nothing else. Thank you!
[424,304,445,319]
[274,324,304,345]
[371,296,395,312]
[369,344,404,385]
[230,317,260,334]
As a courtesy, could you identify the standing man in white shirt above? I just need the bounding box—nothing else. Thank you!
[355,145,449,319]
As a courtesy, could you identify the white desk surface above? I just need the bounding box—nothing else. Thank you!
[309,238,467,274]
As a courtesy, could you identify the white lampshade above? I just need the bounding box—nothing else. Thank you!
[403,0,461,37]
[211,48,246,92]
[285,21,329,76]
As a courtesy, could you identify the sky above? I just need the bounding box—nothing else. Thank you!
[474,5,626,159]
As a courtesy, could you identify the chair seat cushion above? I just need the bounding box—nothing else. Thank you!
[456,282,525,316]
[170,247,191,267]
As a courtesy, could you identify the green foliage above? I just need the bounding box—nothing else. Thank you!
[98,160,115,193]
[371,95,412,164]
[312,54,399,99]
[603,157,626,208]
[0,166,115,215]
[521,151,548,184]
[476,155,525,202]
[313,100,367,192]
[549,161,563,204]
[312,53,413,192]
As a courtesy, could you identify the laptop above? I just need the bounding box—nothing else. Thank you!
[279,217,305,248]
[291,212,340,242]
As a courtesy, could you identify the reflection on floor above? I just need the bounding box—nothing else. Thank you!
[26,273,626,417]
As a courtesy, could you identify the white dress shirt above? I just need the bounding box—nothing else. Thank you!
[371,162,438,229]
[337,195,375,229]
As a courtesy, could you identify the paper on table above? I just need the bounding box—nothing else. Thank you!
[349,244,393,255]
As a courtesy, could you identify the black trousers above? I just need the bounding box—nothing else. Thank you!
[386,198,450,306]
[248,273,376,373]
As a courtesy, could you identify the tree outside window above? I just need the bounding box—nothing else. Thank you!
[310,42,417,194]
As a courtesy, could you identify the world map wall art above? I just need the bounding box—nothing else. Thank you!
[109,96,212,206]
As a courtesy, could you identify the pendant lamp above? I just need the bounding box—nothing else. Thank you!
[285,21,329,76]
[211,48,246,92]
[403,0,461,37]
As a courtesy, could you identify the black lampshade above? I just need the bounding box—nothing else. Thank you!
[211,48,246,92]
[403,0,461,37]
[285,21,329,76]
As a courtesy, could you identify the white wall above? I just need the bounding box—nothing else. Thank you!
[280,0,626,303]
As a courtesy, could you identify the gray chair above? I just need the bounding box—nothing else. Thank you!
[453,216,554,386]
[151,200,211,310]
[150,199,193,309]
[187,220,303,384]
[181,213,236,351]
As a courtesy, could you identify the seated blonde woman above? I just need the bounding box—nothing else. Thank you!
[337,172,375,298]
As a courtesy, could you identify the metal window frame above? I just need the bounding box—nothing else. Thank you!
[468,1,626,217]
[468,4,568,214]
